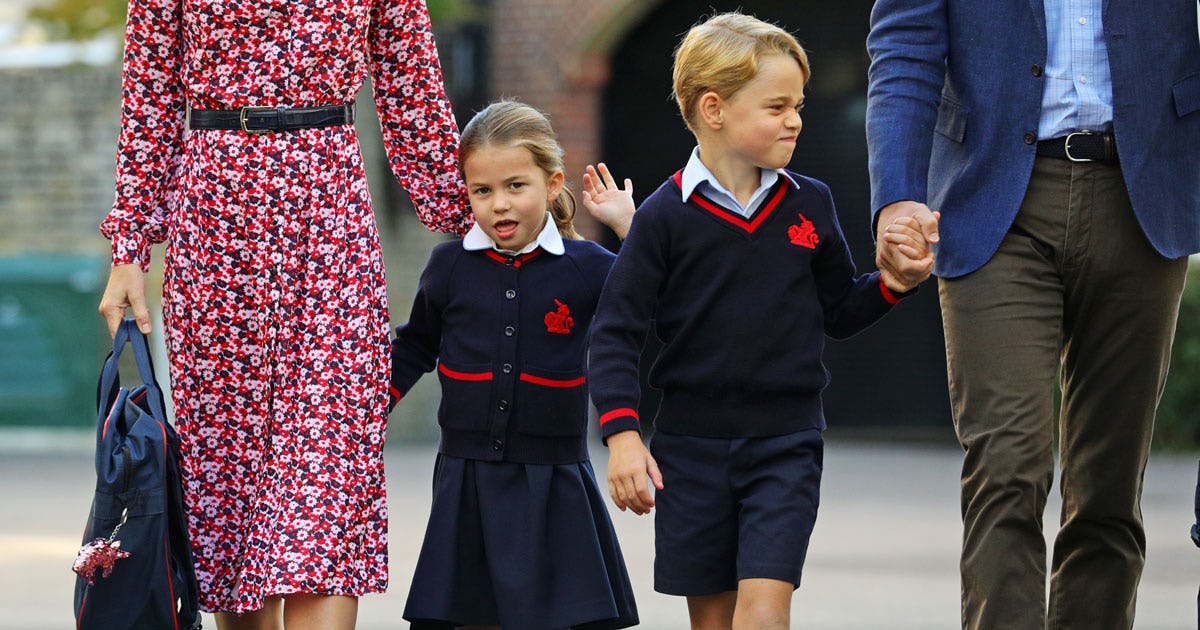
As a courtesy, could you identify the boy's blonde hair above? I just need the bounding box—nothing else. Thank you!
[672,12,810,132]
[459,100,580,240]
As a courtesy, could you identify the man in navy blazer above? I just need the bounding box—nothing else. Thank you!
[866,1,1200,628]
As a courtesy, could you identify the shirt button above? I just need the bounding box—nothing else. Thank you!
[491,439,503,451]
[505,289,516,300]
[1023,132,1036,145]
[1031,64,1043,77]
[504,326,515,336]
[502,363,513,374]
[1078,16,1086,25]
[498,400,510,411]
[1080,75,1088,84]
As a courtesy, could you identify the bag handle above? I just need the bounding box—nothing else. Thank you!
[96,319,168,426]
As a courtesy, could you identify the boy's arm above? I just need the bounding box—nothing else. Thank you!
[582,163,635,240]
[812,183,918,339]
[588,201,668,440]
[389,248,451,410]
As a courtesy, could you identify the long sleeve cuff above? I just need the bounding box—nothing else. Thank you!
[878,275,919,305]
[109,231,151,272]
[599,407,641,443]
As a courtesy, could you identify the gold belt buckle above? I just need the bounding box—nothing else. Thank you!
[239,106,276,134]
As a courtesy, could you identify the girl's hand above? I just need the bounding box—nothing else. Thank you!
[98,263,151,337]
[582,163,635,240]
[606,430,663,515]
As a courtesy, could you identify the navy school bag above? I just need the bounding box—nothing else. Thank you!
[73,319,202,629]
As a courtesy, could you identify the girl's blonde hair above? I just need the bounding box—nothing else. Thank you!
[459,100,580,240]
[673,12,810,132]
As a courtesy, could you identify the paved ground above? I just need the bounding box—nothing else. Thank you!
[2,435,1196,629]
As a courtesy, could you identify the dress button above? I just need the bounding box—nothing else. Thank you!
[505,289,516,300]
[491,439,503,451]
[1023,132,1036,145]
[504,326,515,336]
[498,400,510,411]
[1031,64,1043,77]
[502,363,513,374]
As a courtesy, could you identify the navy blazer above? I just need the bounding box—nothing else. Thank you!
[866,0,1200,277]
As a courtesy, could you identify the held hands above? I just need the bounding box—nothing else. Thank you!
[606,430,663,515]
[582,163,635,240]
[876,200,940,292]
[98,263,151,337]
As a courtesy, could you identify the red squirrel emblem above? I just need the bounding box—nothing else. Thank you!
[788,213,820,249]
[544,299,574,334]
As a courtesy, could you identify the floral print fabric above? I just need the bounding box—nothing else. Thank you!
[100,0,469,613]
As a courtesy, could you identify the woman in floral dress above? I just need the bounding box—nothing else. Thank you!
[96,0,470,626]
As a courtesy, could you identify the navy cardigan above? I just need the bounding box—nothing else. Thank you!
[391,239,614,464]
[589,170,912,440]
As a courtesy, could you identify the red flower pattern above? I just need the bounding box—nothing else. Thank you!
[99,0,470,614]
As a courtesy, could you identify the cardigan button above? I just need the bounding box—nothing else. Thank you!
[1031,63,1043,77]
[498,399,510,411]
[491,439,503,451]
[502,363,513,374]
[504,326,515,336]
[505,289,516,299]
[1023,132,1037,145]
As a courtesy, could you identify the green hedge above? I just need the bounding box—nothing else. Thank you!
[1155,264,1200,451]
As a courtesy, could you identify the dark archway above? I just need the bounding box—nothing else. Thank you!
[601,1,953,437]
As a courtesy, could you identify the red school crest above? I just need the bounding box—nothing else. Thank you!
[788,213,820,249]
[544,299,574,334]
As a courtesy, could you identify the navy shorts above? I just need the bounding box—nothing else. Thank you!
[650,429,823,596]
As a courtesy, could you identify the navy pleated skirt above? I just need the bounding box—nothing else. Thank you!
[403,454,639,630]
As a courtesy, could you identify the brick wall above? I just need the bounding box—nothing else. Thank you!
[0,67,121,257]
[489,0,655,239]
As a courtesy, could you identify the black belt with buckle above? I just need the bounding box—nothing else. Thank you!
[188,104,355,134]
[1036,131,1118,163]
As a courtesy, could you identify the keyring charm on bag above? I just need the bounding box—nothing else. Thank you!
[72,508,131,585]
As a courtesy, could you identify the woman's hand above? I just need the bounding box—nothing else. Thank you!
[98,263,151,337]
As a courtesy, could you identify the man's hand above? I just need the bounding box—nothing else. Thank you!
[876,200,940,289]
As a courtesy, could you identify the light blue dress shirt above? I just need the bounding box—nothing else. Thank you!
[679,147,799,218]
[1038,0,1114,139]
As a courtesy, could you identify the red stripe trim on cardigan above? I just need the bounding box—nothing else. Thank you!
[519,373,587,388]
[671,170,788,234]
[438,363,494,381]
[388,384,403,401]
[599,408,639,425]
[879,276,901,305]
[483,248,543,267]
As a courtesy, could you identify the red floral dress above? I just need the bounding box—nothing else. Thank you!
[99,0,471,613]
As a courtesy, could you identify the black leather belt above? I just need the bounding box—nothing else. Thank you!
[188,104,354,134]
[1036,131,1117,163]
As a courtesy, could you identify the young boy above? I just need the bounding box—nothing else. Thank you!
[587,12,934,629]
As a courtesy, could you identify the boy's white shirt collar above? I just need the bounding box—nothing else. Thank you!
[462,212,565,255]
[680,146,800,217]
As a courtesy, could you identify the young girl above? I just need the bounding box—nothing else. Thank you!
[390,100,639,630]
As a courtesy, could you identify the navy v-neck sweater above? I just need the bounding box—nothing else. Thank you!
[589,171,911,440]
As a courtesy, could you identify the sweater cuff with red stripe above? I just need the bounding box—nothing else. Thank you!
[878,275,919,305]
[598,407,641,443]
